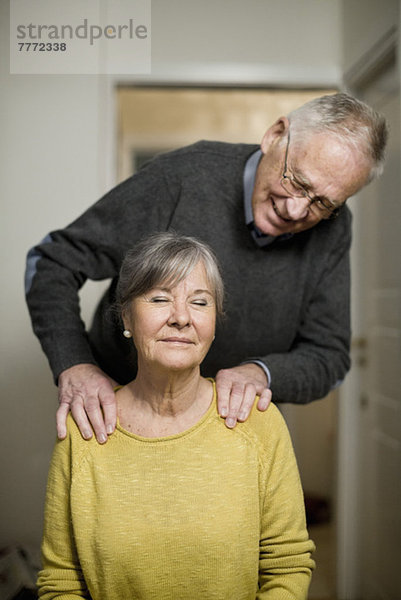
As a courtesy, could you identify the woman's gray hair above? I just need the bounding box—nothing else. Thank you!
[116,232,224,317]
[287,92,388,182]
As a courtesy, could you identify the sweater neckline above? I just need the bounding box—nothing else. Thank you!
[114,378,218,443]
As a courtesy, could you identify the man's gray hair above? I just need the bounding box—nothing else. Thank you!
[116,231,224,317]
[288,92,388,182]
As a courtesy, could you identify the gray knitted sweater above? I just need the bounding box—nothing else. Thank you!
[26,141,352,403]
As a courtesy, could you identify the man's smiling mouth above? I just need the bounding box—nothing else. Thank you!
[271,198,293,222]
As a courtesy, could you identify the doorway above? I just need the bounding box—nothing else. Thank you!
[116,85,338,599]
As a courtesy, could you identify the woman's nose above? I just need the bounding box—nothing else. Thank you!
[168,301,191,327]
[285,195,310,220]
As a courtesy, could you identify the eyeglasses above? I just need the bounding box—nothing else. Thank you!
[281,132,342,220]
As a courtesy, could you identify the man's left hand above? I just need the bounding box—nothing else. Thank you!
[215,363,272,428]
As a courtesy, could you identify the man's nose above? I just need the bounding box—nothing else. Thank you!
[285,195,311,220]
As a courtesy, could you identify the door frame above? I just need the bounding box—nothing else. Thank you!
[336,28,398,600]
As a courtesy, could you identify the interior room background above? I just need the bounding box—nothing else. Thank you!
[1,1,399,599]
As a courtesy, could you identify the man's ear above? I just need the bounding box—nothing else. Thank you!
[260,116,289,154]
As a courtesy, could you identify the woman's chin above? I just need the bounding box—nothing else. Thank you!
[152,357,200,373]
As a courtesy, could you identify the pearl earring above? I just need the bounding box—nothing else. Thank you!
[123,329,132,338]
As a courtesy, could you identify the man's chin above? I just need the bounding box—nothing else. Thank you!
[255,215,316,237]
[255,218,290,237]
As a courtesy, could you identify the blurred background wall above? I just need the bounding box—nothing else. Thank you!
[1,1,399,598]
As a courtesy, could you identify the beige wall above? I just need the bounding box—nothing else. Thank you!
[1,0,343,549]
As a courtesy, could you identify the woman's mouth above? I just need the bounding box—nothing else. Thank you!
[161,337,193,344]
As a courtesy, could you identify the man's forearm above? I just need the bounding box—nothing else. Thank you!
[260,344,350,404]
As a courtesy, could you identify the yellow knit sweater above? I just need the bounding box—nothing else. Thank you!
[38,381,314,599]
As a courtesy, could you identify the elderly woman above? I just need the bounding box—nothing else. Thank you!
[37,232,315,599]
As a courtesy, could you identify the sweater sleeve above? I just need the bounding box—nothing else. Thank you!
[259,210,352,403]
[25,160,180,381]
[256,406,315,599]
[37,426,89,599]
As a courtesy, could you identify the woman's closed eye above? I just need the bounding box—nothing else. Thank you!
[192,298,208,306]
[150,296,170,303]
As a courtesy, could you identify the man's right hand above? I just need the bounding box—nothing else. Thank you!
[57,364,118,444]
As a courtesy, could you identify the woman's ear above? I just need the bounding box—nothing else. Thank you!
[260,116,289,154]
[121,309,130,332]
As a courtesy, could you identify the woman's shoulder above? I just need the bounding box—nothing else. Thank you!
[235,401,292,453]
[250,400,286,429]
[65,412,88,440]
[55,413,102,460]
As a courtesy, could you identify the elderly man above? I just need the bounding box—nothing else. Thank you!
[25,92,387,444]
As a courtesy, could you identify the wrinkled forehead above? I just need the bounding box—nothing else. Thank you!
[291,130,369,168]
[152,259,216,297]
[291,132,371,191]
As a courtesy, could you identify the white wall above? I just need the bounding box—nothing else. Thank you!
[337,1,400,597]
[342,0,399,74]
[149,0,341,86]
[0,0,108,548]
[1,0,342,549]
